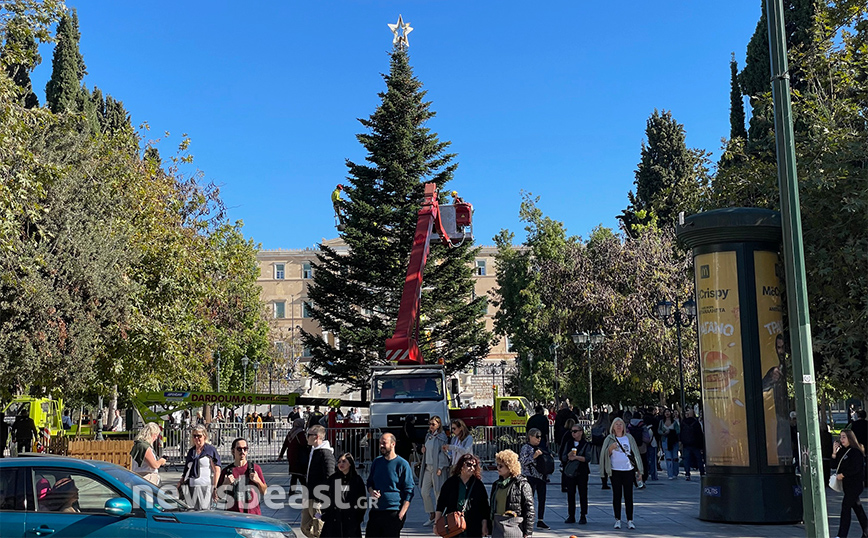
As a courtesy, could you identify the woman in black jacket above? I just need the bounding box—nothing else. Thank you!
[321,453,367,538]
[489,450,534,538]
[831,430,867,538]
[560,423,592,525]
[435,454,490,537]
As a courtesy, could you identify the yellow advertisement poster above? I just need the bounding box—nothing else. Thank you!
[695,251,749,467]
[755,251,792,466]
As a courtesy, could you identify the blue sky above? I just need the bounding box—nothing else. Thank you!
[30,1,762,250]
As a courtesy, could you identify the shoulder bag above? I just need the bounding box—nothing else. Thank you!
[435,480,475,538]
[828,449,849,493]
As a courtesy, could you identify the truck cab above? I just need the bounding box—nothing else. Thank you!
[494,395,531,429]
[369,364,449,436]
[3,398,62,435]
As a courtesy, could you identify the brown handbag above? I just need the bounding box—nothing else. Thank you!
[435,481,474,538]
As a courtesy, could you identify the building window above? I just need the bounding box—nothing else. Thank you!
[303,262,313,279]
[302,346,312,358]
[505,335,515,352]
[475,260,486,276]
[274,301,286,319]
[303,301,313,318]
[274,263,285,280]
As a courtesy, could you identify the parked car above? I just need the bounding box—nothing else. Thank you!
[0,455,296,537]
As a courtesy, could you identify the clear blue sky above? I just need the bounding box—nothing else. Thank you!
[30,1,762,249]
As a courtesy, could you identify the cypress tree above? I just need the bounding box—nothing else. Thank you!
[104,95,132,134]
[302,46,493,391]
[45,10,86,113]
[617,110,704,234]
[1,16,40,108]
[729,54,747,140]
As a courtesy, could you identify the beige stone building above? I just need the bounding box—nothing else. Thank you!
[255,238,516,404]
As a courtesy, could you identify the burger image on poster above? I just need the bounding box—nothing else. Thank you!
[704,351,739,392]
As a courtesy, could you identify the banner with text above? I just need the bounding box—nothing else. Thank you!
[754,251,792,466]
[695,251,749,467]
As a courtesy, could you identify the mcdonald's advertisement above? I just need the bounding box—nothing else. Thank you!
[695,251,749,467]
[754,251,792,466]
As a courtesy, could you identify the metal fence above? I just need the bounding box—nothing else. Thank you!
[156,423,380,470]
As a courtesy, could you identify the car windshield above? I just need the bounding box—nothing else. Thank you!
[102,466,190,512]
[373,374,444,402]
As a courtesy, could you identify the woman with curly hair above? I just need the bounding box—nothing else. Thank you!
[489,450,534,538]
[434,454,490,537]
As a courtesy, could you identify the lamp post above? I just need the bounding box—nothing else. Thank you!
[215,351,221,392]
[571,331,606,420]
[241,355,249,418]
[500,360,507,391]
[550,342,560,405]
[650,296,696,414]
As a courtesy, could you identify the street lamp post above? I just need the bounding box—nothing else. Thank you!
[650,296,697,414]
[241,355,249,418]
[216,351,221,392]
[500,360,507,391]
[571,331,606,420]
[550,343,560,405]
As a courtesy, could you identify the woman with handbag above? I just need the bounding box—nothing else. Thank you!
[830,430,867,538]
[178,425,221,510]
[559,423,592,524]
[599,417,643,530]
[518,428,550,529]
[489,450,534,538]
[434,454,489,538]
[658,409,681,480]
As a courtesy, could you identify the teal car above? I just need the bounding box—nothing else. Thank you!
[0,456,295,537]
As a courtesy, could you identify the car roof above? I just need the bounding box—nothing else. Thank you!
[0,455,109,470]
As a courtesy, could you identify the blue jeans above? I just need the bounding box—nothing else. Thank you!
[683,445,705,477]
[645,446,658,480]
[663,439,679,478]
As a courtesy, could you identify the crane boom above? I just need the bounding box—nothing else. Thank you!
[384,183,471,365]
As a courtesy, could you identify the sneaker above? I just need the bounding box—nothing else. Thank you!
[637,481,646,489]
[668,476,675,480]
[579,515,587,525]
[628,520,636,529]
[564,517,576,524]
[537,521,550,530]
[423,518,435,527]
[614,520,621,529]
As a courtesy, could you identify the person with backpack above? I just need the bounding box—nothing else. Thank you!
[560,423,592,524]
[217,437,267,515]
[627,415,649,488]
[519,427,552,529]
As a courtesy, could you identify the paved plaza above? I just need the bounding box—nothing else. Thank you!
[161,460,859,538]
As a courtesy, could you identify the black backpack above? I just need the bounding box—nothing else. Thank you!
[535,450,555,476]
[627,422,645,448]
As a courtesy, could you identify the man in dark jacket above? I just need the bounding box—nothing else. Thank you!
[527,406,551,449]
[302,425,335,538]
[680,409,705,480]
[11,410,39,455]
[554,401,577,451]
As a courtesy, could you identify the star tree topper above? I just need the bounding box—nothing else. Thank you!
[388,14,413,48]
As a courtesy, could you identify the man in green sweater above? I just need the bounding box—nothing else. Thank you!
[366,433,415,537]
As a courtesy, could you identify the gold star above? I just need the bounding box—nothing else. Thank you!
[387,14,413,48]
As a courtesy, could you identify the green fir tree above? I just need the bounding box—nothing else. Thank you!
[302,47,493,391]
[729,54,747,140]
[45,10,86,113]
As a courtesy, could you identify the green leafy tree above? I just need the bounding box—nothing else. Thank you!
[618,110,709,235]
[302,47,493,391]
[1,14,39,107]
[44,9,84,113]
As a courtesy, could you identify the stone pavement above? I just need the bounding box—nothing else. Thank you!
[161,462,860,538]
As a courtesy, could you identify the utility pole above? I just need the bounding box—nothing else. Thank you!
[765,0,827,534]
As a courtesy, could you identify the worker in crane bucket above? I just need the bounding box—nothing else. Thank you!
[332,184,346,231]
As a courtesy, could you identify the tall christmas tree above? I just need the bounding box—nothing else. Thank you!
[303,35,493,392]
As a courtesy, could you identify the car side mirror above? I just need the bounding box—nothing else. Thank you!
[105,497,132,517]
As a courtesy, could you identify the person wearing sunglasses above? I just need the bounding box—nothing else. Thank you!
[489,449,534,538]
[178,425,221,510]
[442,419,473,466]
[519,428,552,529]
[560,426,592,524]
[434,454,490,537]
[218,437,266,515]
[420,416,451,526]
